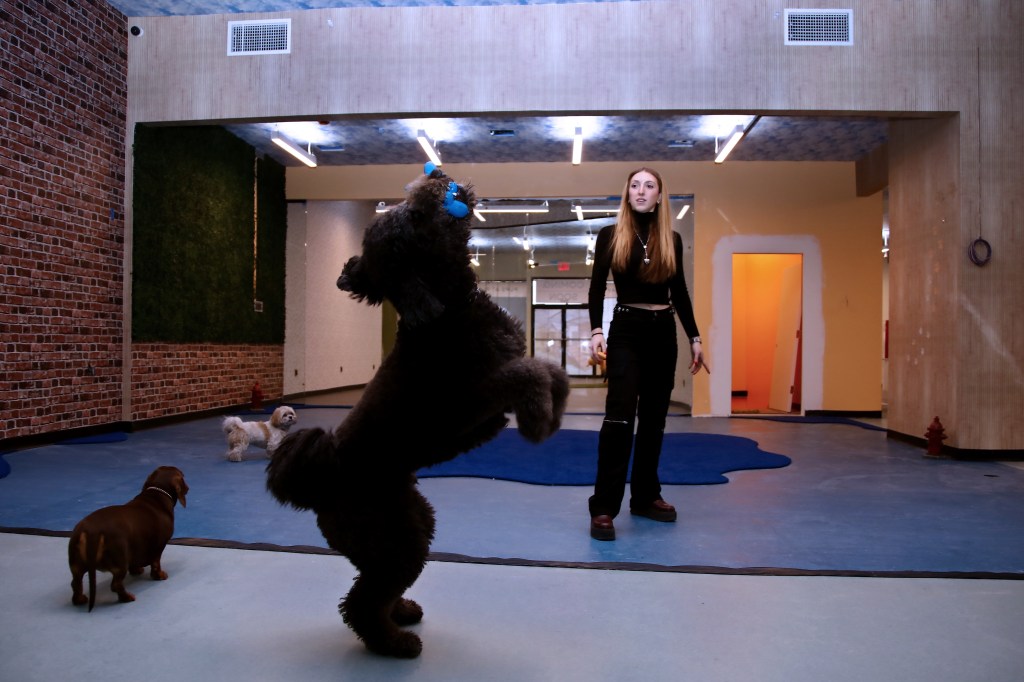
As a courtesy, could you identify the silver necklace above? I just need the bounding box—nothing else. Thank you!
[635,230,651,265]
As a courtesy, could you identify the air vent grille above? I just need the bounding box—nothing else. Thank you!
[784,9,853,46]
[227,19,291,56]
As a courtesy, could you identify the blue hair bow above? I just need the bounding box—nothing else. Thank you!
[424,162,469,218]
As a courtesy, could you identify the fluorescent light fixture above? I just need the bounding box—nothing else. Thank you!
[416,129,442,166]
[714,125,745,164]
[571,126,583,165]
[474,202,549,215]
[713,115,761,164]
[473,208,486,221]
[572,203,618,214]
[676,204,691,220]
[272,132,317,167]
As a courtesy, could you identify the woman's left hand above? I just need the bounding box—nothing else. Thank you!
[689,342,710,375]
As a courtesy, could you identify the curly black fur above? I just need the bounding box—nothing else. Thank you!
[267,166,569,658]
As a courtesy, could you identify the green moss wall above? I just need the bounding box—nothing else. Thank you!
[132,125,286,343]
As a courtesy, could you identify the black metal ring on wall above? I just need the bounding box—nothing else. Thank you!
[968,237,992,266]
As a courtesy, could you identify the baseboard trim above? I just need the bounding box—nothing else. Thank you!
[805,409,883,419]
[886,430,1024,461]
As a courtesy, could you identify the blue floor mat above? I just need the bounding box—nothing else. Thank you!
[420,429,790,485]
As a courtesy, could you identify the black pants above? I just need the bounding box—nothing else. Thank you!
[589,304,678,518]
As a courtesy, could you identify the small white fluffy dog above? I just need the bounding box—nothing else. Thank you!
[222,406,298,462]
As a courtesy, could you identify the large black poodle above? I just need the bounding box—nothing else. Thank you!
[266,164,569,658]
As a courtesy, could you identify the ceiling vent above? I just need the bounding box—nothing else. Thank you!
[784,9,853,46]
[227,19,291,56]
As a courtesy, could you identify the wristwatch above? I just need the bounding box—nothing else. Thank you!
[690,336,701,344]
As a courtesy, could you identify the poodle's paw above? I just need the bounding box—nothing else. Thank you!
[227,451,243,462]
[365,630,423,659]
[512,360,570,443]
[515,392,559,442]
[516,407,555,443]
[392,598,423,626]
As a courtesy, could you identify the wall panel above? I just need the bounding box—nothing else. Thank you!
[118,0,1024,448]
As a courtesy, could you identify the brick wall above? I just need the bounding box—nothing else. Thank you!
[131,343,283,421]
[1,0,128,440]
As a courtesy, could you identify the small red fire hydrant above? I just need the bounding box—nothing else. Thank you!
[251,381,264,411]
[924,416,947,457]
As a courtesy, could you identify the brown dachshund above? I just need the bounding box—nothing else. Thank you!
[68,465,188,611]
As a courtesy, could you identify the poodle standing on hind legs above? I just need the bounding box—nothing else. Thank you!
[266,163,569,658]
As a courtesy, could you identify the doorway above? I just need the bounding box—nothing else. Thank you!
[731,253,803,414]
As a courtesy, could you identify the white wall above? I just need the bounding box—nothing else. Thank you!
[284,201,381,396]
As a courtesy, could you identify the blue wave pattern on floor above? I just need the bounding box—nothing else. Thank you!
[419,429,791,485]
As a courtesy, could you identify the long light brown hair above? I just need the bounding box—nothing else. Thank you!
[610,167,676,282]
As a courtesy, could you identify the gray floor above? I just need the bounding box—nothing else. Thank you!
[2,533,1022,682]
[2,387,1023,680]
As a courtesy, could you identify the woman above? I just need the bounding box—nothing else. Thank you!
[587,167,707,541]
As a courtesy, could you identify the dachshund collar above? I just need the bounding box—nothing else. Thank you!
[145,486,174,501]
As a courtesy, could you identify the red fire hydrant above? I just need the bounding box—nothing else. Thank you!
[251,381,264,411]
[924,416,947,457]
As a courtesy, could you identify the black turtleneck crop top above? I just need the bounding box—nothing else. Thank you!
[587,222,701,341]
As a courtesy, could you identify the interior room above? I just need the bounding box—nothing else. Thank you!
[2,1,1022,681]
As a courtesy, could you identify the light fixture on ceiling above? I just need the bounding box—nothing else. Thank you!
[375,201,389,213]
[571,126,583,165]
[676,204,691,220]
[475,200,550,215]
[714,115,761,164]
[572,203,618,215]
[416,129,442,166]
[714,125,745,164]
[271,132,317,167]
[473,207,486,221]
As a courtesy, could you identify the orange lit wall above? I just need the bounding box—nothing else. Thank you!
[732,254,802,411]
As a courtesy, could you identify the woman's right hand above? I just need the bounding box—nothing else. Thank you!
[590,331,606,362]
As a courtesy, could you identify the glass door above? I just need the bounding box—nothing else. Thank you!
[532,305,595,377]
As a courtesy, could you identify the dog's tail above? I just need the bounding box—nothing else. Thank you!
[265,427,340,511]
[72,531,104,612]
[222,416,243,434]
